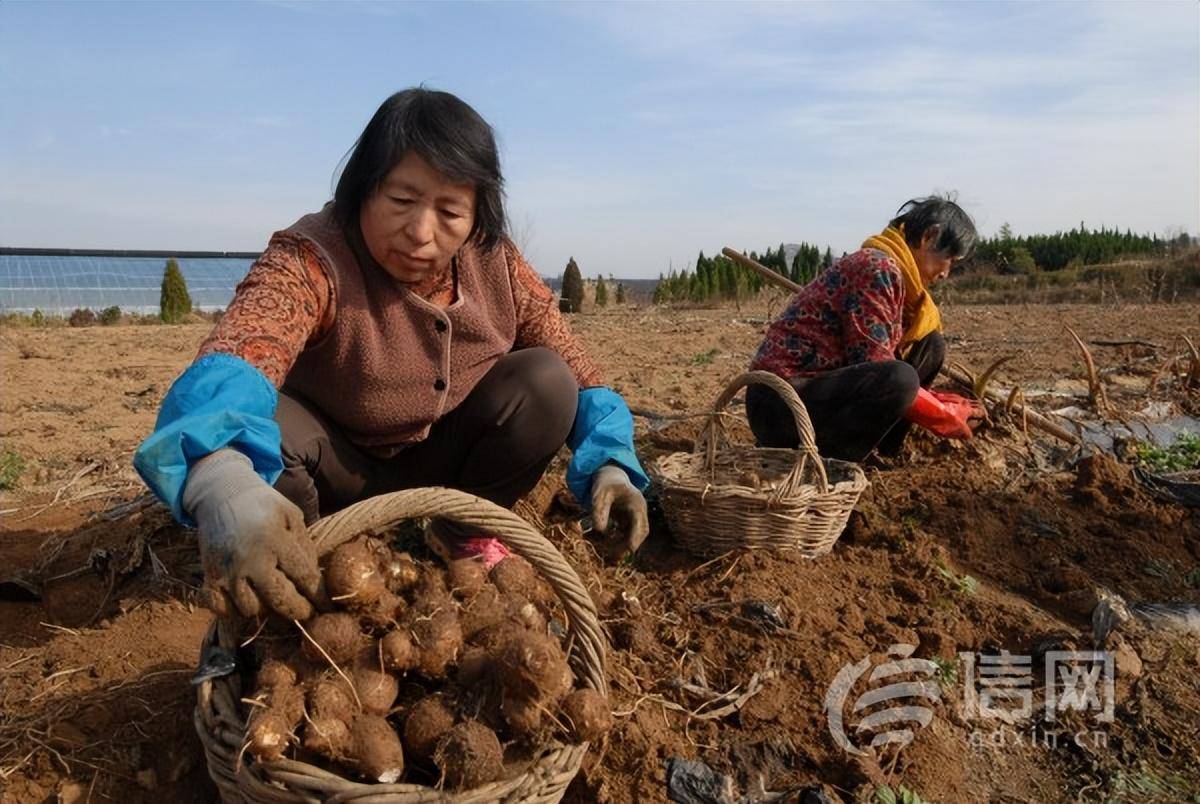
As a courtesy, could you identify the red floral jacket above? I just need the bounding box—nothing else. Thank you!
[750,248,906,379]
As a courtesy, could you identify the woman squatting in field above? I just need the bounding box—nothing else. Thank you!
[133,88,650,620]
[748,197,984,461]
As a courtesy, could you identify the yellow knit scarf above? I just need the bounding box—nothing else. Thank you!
[861,225,941,351]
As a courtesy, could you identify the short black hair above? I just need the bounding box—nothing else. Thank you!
[890,195,977,261]
[333,88,507,252]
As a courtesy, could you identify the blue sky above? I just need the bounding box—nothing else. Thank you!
[1,1,1196,278]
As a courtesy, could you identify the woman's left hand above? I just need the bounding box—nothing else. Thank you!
[590,465,649,557]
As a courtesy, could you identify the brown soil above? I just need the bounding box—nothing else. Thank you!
[2,302,1199,803]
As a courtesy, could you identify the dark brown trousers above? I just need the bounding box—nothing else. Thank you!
[274,348,578,525]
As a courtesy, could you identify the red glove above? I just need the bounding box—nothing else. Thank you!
[905,388,974,439]
[929,390,985,423]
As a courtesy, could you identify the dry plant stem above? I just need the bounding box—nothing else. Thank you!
[239,617,269,648]
[1148,356,1178,395]
[941,363,1080,445]
[0,668,191,781]
[1180,335,1200,389]
[292,618,362,711]
[615,670,775,722]
[682,551,737,583]
[629,407,713,423]
[11,462,102,523]
[973,354,1017,399]
[1091,339,1162,350]
[97,493,159,522]
[1065,324,1112,414]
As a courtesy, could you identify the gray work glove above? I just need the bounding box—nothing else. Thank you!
[183,448,322,620]
[590,464,649,558]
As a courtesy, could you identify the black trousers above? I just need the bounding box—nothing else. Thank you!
[746,332,945,462]
[273,348,578,525]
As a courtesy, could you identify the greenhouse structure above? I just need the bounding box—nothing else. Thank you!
[0,249,257,315]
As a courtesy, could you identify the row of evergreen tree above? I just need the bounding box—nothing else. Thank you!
[971,223,1187,274]
[556,224,1192,309]
[651,243,833,304]
[559,257,625,312]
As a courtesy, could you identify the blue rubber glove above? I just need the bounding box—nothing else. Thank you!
[566,387,649,504]
[133,352,284,525]
[567,387,650,554]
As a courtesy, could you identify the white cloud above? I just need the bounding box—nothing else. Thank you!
[523,0,1199,272]
[2,1,1194,276]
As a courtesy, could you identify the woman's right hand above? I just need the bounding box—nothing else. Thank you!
[905,387,974,439]
[182,448,323,620]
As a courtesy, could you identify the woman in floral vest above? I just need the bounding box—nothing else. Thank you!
[749,196,983,462]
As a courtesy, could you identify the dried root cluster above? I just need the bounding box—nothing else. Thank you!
[240,537,610,790]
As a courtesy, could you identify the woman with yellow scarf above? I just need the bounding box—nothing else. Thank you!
[748,196,980,462]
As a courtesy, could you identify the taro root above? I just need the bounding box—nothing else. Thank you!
[466,596,546,648]
[447,558,487,600]
[380,630,417,674]
[326,540,387,608]
[245,709,295,762]
[360,589,406,631]
[350,664,399,715]
[496,630,572,704]
[255,659,297,691]
[471,620,524,655]
[459,584,505,638]
[382,552,420,593]
[559,688,612,742]
[506,597,547,634]
[300,612,364,665]
[411,567,453,616]
[403,696,456,761]
[239,538,583,786]
[455,646,489,687]
[303,716,351,760]
[350,715,406,783]
[308,677,356,723]
[501,694,544,737]
[262,683,306,727]
[434,721,504,789]
[412,608,464,679]
[489,556,551,605]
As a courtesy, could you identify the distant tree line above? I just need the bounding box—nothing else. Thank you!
[557,258,628,312]
[971,223,1189,274]
[551,225,1195,309]
[652,242,833,304]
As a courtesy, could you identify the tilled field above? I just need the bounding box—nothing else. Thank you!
[1,301,1198,802]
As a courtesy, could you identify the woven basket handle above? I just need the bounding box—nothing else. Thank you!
[701,370,829,496]
[221,487,607,697]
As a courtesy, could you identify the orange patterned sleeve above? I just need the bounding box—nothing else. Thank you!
[505,241,604,388]
[197,232,336,388]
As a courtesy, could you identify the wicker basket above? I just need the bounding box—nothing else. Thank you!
[650,371,869,559]
[194,486,607,804]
